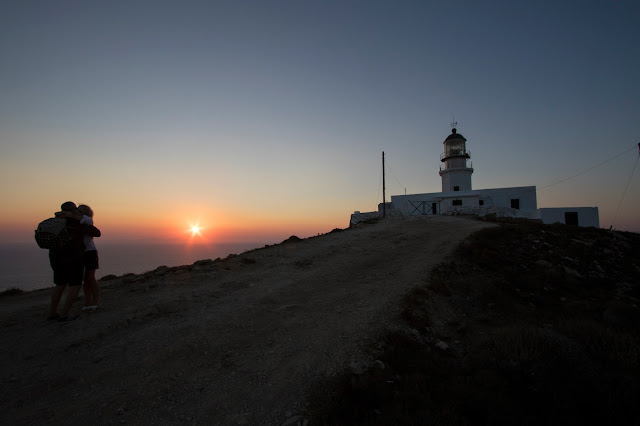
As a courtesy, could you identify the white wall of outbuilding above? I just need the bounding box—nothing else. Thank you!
[390,186,537,215]
[535,207,600,227]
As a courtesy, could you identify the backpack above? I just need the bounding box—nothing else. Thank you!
[34,218,70,249]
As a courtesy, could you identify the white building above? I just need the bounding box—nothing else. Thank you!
[352,127,600,228]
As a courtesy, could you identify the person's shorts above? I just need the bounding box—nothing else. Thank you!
[84,250,99,271]
[50,257,84,287]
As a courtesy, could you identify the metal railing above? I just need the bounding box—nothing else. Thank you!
[440,161,473,171]
[409,200,440,216]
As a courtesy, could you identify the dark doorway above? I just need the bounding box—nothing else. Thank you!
[565,212,579,226]
[479,200,484,206]
[511,199,520,209]
[432,203,437,214]
[454,186,460,191]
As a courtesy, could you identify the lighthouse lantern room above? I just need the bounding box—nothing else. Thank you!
[439,126,473,192]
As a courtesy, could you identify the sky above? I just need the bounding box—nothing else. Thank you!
[1,0,639,246]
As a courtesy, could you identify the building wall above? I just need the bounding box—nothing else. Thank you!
[390,191,444,215]
[536,207,600,227]
[354,191,599,228]
[475,187,537,211]
[440,169,473,192]
[441,205,538,219]
[391,186,537,216]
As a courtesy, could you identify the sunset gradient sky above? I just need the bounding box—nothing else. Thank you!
[1,0,639,245]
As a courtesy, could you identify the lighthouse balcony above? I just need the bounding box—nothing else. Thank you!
[440,158,472,171]
[440,150,470,161]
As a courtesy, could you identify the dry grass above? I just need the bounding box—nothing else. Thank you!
[307,222,640,425]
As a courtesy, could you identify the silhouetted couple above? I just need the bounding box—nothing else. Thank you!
[47,201,101,324]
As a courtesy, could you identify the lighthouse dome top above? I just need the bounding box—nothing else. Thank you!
[445,128,467,142]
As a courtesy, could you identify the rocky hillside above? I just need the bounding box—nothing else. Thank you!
[309,220,640,425]
[0,216,490,425]
[2,217,638,425]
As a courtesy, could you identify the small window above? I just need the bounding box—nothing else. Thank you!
[479,200,484,206]
[453,186,460,192]
[452,200,462,206]
[511,199,520,209]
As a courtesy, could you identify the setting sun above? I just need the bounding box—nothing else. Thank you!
[183,220,206,240]
[189,224,207,239]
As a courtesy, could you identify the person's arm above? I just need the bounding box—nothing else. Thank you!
[78,215,100,237]
[55,211,83,221]
[86,225,101,238]
[77,222,101,238]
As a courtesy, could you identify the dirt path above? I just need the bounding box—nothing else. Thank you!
[0,216,492,425]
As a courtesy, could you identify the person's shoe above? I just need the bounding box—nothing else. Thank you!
[46,314,60,322]
[85,305,98,312]
[57,314,80,324]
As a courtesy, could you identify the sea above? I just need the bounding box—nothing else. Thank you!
[0,241,263,292]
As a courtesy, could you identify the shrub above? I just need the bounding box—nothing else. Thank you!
[0,287,23,298]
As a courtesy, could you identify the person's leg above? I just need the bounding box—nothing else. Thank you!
[48,258,67,318]
[83,269,94,307]
[81,252,91,307]
[85,251,100,307]
[87,270,99,306]
[59,258,85,318]
[94,275,101,306]
[49,285,66,317]
[60,285,81,317]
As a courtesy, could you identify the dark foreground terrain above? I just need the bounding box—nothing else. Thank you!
[308,220,640,425]
[2,217,639,425]
[0,216,490,425]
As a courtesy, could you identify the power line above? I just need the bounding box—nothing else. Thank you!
[611,144,640,229]
[384,155,406,193]
[538,144,638,191]
[370,142,638,213]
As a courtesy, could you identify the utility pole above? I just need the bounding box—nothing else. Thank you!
[382,151,386,218]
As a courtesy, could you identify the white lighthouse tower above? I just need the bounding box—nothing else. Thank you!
[439,124,473,192]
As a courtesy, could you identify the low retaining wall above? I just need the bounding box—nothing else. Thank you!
[350,209,403,226]
[350,205,536,226]
[440,205,535,218]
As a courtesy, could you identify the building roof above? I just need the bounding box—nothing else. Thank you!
[444,128,466,142]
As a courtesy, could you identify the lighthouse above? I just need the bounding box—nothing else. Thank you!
[352,122,599,228]
[439,126,473,192]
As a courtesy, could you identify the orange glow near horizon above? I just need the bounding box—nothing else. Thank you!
[4,202,639,246]
[2,205,352,245]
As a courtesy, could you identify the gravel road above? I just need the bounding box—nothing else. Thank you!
[0,216,491,425]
